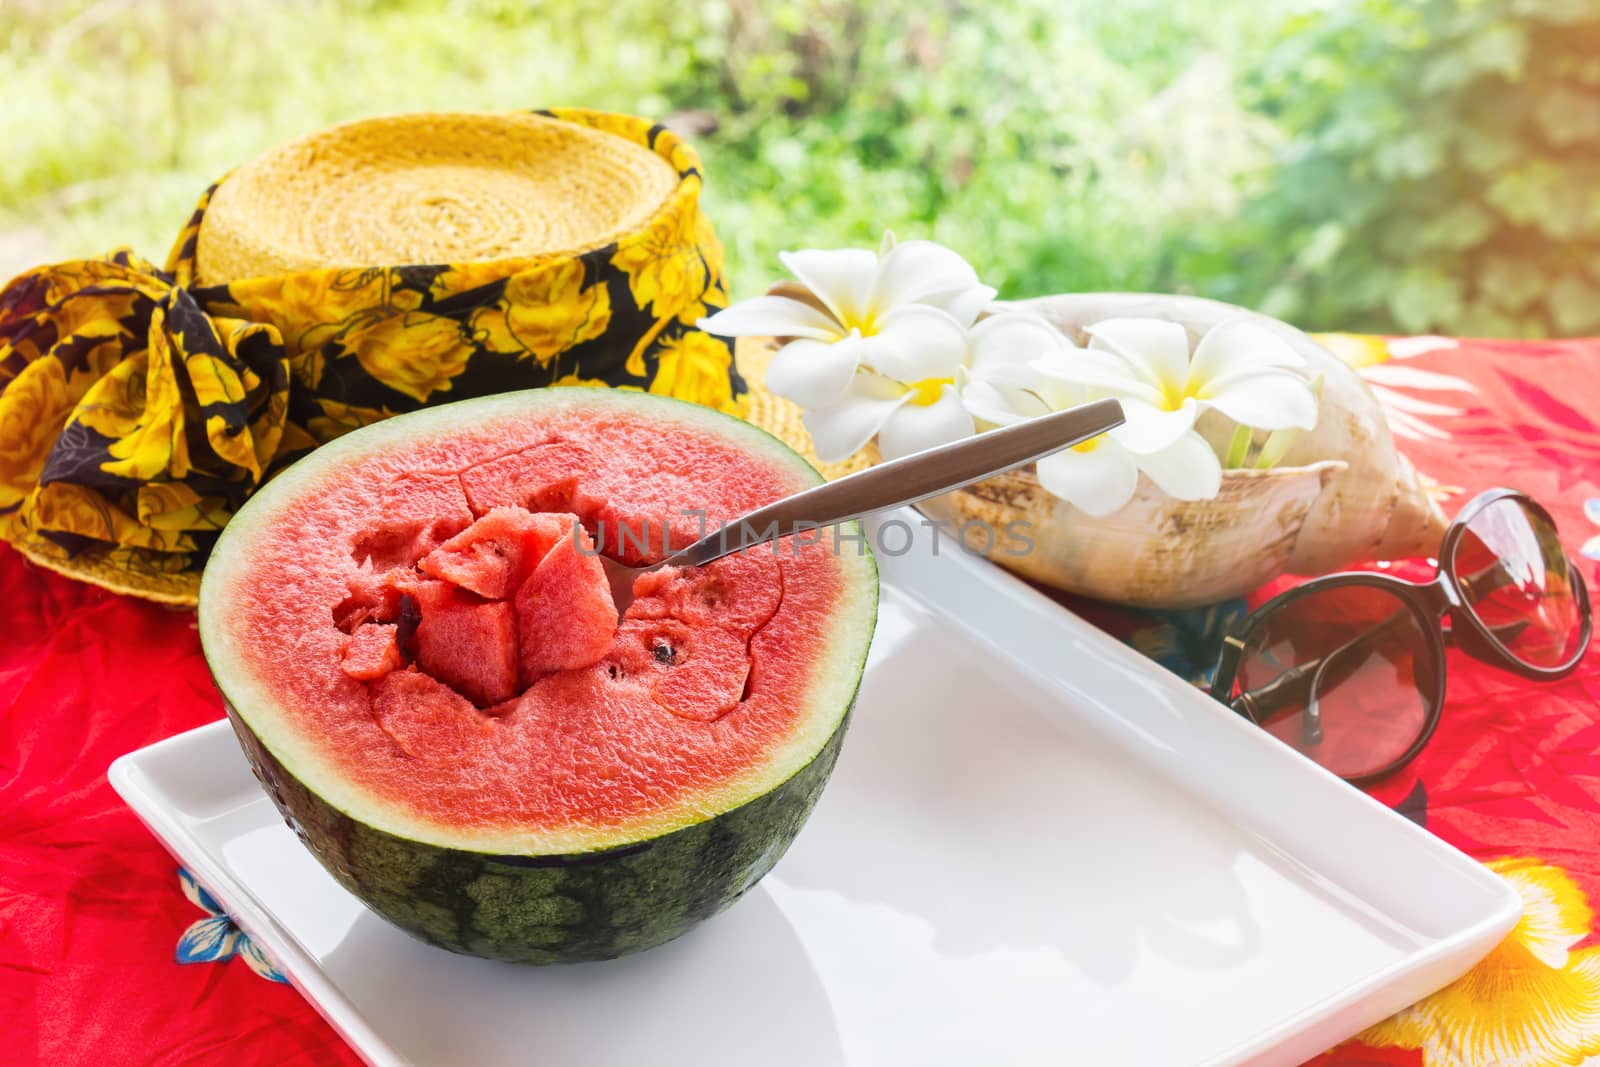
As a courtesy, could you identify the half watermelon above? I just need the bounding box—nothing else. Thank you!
[198,389,878,963]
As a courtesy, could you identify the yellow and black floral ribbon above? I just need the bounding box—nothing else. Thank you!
[0,109,743,603]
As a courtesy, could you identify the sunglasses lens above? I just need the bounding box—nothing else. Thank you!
[1231,583,1439,780]
[1451,498,1584,669]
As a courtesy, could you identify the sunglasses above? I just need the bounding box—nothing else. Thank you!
[1208,488,1592,784]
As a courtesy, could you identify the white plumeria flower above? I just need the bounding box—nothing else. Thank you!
[960,312,1222,517]
[698,233,996,461]
[1044,318,1319,455]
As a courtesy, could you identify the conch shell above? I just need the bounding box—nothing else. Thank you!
[923,293,1448,607]
[918,460,1346,607]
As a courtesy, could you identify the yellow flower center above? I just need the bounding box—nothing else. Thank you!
[905,377,952,406]
[1158,377,1192,412]
[1072,436,1101,454]
[842,310,881,338]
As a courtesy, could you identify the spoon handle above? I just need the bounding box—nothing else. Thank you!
[664,397,1124,569]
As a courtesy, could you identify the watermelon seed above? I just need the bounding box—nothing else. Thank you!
[650,637,679,665]
[606,662,626,681]
[395,594,422,659]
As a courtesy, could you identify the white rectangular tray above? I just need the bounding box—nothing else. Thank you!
[111,513,1520,1067]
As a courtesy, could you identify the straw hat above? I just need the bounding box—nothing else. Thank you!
[194,111,680,284]
[13,545,200,607]
[3,109,739,606]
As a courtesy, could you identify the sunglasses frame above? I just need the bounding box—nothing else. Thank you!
[1209,488,1592,785]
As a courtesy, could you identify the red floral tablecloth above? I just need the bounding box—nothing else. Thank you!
[2,334,1598,1066]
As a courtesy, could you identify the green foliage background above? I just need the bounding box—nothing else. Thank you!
[3,0,1598,336]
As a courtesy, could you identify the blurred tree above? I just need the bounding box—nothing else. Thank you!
[638,0,1280,301]
[13,0,1600,338]
[1206,0,1600,336]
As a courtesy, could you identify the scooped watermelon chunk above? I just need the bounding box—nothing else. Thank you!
[340,623,403,681]
[419,507,570,599]
[413,583,520,707]
[371,669,492,760]
[514,526,616,683]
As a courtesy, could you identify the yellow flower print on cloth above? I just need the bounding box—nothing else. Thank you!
[341,311,475,404]
[0,250,289,588]
[466,259,613,366]
[210,267,395,358]
[1359,858,1600,1067]
[0,109,740,603]
[612,192,723,329]
[649,327,739,414]
[0,358,70,534]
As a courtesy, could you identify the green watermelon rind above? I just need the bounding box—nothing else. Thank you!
[200,387,878,963]
[228,699,852,963]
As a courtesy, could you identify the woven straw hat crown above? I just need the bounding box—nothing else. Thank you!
[195,111,680,283]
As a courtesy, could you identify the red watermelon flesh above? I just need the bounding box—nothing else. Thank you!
[210,393,875,845]
[574,433,779,564]
[513,527,617,684]
[460,439,594,515]
[372,669,494,760]
[420,507,569,599]
[340,623,403,681]
[351,471,474,569]
[333,560,406,630]
[610,618,751,722]
[410,582,521,708]
[628,551,783,638]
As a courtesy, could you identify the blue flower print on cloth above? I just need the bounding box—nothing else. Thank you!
[175,867,287,983]
[1122,598,1252,689]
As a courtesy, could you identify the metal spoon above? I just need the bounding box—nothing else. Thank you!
[602,397,1124,615]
